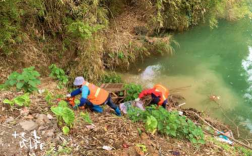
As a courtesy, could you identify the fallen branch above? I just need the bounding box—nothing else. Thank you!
[185,110,252,150]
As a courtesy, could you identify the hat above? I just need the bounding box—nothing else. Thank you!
[73,76,85,86]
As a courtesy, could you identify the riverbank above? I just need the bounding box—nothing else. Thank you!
[0,78,251,155]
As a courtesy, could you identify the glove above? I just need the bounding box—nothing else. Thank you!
[66,94,71,98]
[73,105,78,110]
[135,98,140,102]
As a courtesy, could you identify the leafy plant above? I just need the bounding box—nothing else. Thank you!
[49,64,68,87]
[101,72,122,83]
[4,66,41,92]
[62,126,70,135]
[124,83,143,101]
[136,144,147,153]
[80,112,93,124]
[3,93,30,108]
[67,21,104,40]
[44,90,54,106]
[127,106,205,144]
[51,100,75,134]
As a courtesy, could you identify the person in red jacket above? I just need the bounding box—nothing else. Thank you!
[138,84,169,108]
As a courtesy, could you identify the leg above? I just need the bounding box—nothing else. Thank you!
[106,95,121,116]
[85,99,103,113]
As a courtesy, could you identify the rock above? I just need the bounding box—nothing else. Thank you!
[36,114,50,125]
[19,120,38,131]
[47,114,53,120]
[5,116,14,123]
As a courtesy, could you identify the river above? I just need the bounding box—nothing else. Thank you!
[123,19,252,136]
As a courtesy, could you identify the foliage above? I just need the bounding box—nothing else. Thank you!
[80,112,93,124]
[127,106,205,144]
[49,64,68,87]
[124,83,143,101]
[67,21,104,40]
[44,90,53,106]
[101,72,122,83]
[62,126,70,135]
[51,100,75,127]
[0,0,22,54]
[151,0,251,31]
[3,93,30,108]
[4,66,41,93]
[45,142,72,156]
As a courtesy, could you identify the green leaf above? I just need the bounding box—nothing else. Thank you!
[62,126,70,135]
[3,99,14,106]
[62,108,75,126]
[16,82,24,89]
[58,100,68,107]
[51,106,64,116]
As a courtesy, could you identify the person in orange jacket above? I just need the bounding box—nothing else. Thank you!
[137,84,169,108]
[66,76,121,116]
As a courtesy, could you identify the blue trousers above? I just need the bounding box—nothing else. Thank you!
[151,94,167,108]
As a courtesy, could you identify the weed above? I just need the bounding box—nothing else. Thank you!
[127,106,205,145]
[101,72,122,83]
[3,93,30,108]
[80,112,93,124]
[51,100,75,134]
[62,126,70,135]
[49,64,68,87]
[44,90,54,106]
[136,144,147,153]
[4,66,41,93]
[124,83,143,101]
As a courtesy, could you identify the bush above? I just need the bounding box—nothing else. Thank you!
[127,106,205,144]
[49,64,68,87]
[124,83,143,101]
[4,66,41,92]
[101,72,122,83]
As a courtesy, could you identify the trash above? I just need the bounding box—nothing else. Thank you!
[47,114,53,120]
[122,143,129,148]
[178,111,183,116]
[119,100,145,114]
[102,145,113,151]
[38,89,45,94]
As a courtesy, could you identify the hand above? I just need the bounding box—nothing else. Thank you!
[73,105,78,110]
[66,94,71,98]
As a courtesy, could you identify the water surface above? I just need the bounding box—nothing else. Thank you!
[123,19,252,134]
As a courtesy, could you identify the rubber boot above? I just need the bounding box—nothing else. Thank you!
[115,107,121,116]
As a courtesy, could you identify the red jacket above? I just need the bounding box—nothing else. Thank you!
[139,84,169,106]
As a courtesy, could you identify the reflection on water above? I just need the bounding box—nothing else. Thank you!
[123,19,252,134]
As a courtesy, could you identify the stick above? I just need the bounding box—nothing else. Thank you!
[185,110,252,150]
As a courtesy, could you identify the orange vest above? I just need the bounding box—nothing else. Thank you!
[153,84,169,105]
[82,81,109,105]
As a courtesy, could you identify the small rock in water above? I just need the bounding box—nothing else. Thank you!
[19,120,38,131]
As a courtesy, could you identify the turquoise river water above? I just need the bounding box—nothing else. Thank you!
[123,19,252,135]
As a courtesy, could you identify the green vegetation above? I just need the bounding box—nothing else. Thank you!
[128,106,205,144]
[51,100,75,133]
[101,72,122,83]
[80,112,93,124]
[4,66,40,92]
[49,64,68,87]
[3,93,30,108]
[62,126,70,135]
[124,83,143,101]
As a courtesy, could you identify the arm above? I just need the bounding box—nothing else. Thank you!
[71,88,82,97]
[78,86,89,107]
[139,89,154,99]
